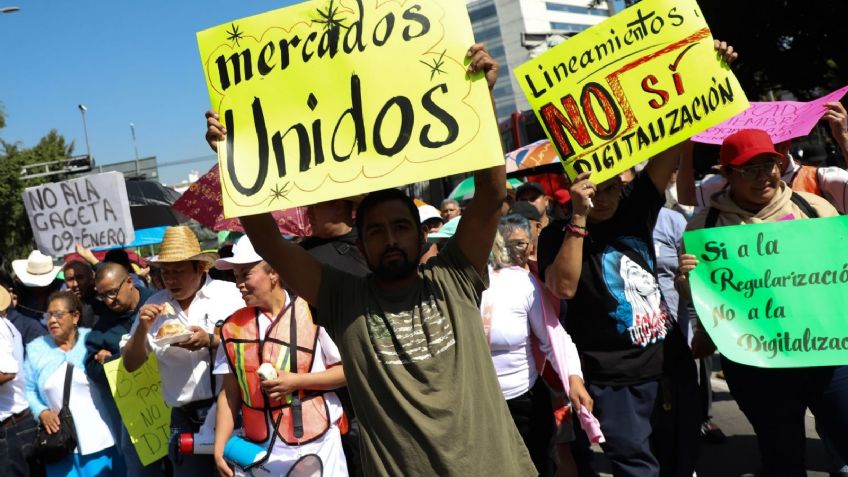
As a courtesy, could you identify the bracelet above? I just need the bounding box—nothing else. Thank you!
[569,222,587,230]
[566,223,589,238]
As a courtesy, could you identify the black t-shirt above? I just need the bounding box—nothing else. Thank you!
[537,171,673,386]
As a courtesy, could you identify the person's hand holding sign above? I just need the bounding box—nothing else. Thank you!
[205,110,226,153]
[823,101,848,165]
[713,39,738,65]
[569,172,596,217]
[467,43,499,91]
[675,253,698,300]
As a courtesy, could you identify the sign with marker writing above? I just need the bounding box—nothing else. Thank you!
[22,171,134,256]
[684,216,848,368]
[197,0,503,217]
[692,84,848,144]
[514,0,749,184]
[104,357,171,466]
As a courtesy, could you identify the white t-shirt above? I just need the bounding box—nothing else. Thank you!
[696,157,848,214]
[42,362,114,455]
[127,276,244,407]
[213,298,347,477]
[481,266,582,400]
[0,316,28,419]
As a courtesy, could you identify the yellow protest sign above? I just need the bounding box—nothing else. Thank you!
[104,357,171,466]
[197,0,503,217]
[514,0,749,184]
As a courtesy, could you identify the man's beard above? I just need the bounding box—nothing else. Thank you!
[373,246,419,280]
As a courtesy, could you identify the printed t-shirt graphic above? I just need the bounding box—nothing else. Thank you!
[601,236,671,347]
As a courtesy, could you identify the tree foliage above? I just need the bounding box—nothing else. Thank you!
[0,113,75,275]
[699,0,847,100]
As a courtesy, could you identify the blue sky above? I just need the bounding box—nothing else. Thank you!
[0,1,298,185]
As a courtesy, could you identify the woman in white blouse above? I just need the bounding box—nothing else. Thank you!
[481,214,590,477]
[25,291,119,477]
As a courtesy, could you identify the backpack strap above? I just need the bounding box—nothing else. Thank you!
[790,192,818,218]
[704,207,721,229]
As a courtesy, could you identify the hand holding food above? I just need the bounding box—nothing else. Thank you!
[258,363,278,381]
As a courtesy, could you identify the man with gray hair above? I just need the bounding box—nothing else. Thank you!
[440,198,461,222]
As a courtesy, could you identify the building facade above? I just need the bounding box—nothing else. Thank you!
[466,0,614,120]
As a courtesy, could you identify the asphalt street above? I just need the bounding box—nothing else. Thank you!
[590,374,834,477]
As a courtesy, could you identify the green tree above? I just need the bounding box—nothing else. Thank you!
[0,119,76,275]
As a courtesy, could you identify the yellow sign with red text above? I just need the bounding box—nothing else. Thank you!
[514,0,749,184]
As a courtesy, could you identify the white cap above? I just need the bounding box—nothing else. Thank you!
[215,236,263,270]
[418,205,443,224]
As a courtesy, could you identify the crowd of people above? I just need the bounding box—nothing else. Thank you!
[2,40,848,477]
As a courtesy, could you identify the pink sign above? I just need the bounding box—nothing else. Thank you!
[692,85,848,144]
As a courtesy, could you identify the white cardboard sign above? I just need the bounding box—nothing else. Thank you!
[23,172,135,256]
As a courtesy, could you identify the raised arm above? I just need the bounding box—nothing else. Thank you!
[676,140,697,206]
[644,144,682,194]
[453,43,506,275]
[240,214,322,305]
[823,101,848,167]
[205,111,323,305]
[677,39,739,203]
[544,173,594,299]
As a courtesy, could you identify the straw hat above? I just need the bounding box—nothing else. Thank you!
[152,226,216,265]
[12,250,62,287]
[0,286,11,313]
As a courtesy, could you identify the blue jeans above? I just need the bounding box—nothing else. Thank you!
[588,380,661,477]
[722,358,848,476]
[652,335,701,477]
[0,411,43,477]
[168,401,216,477]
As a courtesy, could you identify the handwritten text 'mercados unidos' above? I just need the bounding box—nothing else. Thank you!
[207,0,465,198]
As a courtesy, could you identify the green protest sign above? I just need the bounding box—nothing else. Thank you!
[683,216,848,368]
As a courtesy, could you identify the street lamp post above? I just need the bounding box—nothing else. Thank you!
[78,104,92,162]
[130,122,140,176]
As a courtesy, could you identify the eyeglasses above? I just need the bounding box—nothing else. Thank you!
[730,161,778,180]
[46,310,74,319]
[96,279,127,302]
[506,240,530,250]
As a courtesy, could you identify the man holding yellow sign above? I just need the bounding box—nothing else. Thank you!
[205,39,537,475]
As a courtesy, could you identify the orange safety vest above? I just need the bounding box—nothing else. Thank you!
[790,165,821,196]
[221,297,331,445]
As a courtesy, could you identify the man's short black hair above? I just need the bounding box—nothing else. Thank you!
[104,249,132,273]
[355,189,420,241]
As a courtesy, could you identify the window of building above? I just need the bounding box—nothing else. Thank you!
[550,22,589,32]
[469,3,497,22]
[545,2,608,16]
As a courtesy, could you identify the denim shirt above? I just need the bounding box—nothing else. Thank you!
[24,328,90,421]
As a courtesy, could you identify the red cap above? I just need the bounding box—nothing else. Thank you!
[553,189,571,206]
[720,129,784,167]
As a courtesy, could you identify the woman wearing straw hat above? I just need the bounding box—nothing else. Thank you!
[121,226,245,476]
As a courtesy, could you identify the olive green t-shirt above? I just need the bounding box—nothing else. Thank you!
[317,239,535,476]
